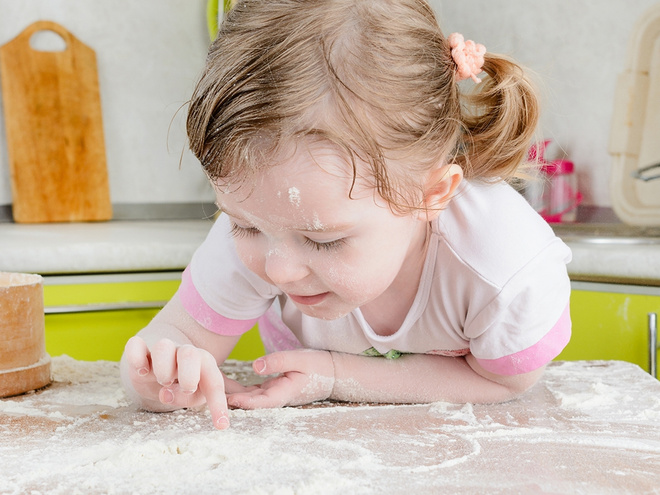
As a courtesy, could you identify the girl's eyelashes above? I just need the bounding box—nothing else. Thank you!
[303,237,347,252]
[230,220,347,252]
[229,222,261,239]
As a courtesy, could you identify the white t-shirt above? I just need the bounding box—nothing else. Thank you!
[180,180,572,375]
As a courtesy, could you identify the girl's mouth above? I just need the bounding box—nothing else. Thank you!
[288,292,330,306]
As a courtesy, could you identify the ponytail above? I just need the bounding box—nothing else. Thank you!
[456,54,539,181]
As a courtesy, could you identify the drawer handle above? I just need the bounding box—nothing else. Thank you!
[650,313,658,378]
[44,301,167,314]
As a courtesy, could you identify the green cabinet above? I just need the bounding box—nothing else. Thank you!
[43,274,660,373]
[558,281,660,374]
[43,272,265,362]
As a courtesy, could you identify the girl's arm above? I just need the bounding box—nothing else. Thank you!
[225,349,544,409]
[120,292,241,429]
[330,352,544,404]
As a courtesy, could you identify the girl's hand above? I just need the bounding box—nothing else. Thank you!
[226,350,335,409]
[123,336,235,430]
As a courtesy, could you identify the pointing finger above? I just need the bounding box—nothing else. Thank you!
[198,352,230,430]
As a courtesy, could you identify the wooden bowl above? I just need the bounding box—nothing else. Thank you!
[0,272,51,397]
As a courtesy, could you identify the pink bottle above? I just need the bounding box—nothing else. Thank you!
[525,140,582,223]
[541,159,581,223]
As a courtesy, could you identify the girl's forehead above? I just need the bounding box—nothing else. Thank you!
[220,141,366,194]
[215,144,379,218]
[279,139,354,172]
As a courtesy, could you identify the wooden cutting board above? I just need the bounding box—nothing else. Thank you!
[0,21,112,223]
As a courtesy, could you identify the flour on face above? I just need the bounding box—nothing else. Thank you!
[311,213,324,231]
[288,187,301,207]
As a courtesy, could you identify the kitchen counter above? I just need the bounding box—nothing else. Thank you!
[1,214,660,284]
[563,240,660,285]
[552,220,660,286]
[0,220,213,274]
[1,357,659,494]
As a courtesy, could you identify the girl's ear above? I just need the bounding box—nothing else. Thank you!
[419,164,463,221]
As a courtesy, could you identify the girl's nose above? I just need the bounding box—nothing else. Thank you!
[264,245,310,285]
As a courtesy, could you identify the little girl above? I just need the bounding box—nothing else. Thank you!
[121,0,572,430]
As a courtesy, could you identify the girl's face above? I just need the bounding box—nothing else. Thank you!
[215,142,429,320]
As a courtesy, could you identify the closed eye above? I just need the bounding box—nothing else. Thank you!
[303,237,347,252]
[229,222,261,239]
[230,220,346,252]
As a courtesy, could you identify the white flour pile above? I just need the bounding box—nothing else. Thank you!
[1,356,660,494]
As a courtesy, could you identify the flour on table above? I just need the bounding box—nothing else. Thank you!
[2,358,660,494]
[547,360,660,421]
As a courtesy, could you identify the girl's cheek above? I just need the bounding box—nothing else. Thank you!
[235,240,267,278]
[322,253,367,291]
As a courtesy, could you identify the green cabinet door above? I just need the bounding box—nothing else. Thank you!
[43,272,265,362]
[44,275,660,372]
[558,282,660,373]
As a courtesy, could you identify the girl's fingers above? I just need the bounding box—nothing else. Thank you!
[150,338,179,386]
[175,345,202,394]
[124,336,152,380]
[154,351,228,428]
[198,352,230,429]
[227,393,270,410]
[230,351,335,410]
[253,350,321,376]
[227,386,281,410]
[223,374,257,395]
[125,336,233,429]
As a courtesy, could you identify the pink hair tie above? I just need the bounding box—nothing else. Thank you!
[447,32,486,83]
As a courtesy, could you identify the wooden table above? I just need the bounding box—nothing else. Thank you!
[1,357,659,494]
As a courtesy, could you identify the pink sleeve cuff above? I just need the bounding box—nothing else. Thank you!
[475,303,571,376]
[179,266,258,336]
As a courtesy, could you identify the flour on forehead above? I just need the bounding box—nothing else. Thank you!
[288,186,301,207]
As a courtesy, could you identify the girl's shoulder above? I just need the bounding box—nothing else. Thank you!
[433,180,571,286]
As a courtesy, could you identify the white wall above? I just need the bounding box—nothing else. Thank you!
[431,0,660,207]
[0,0,215,208]
[2,1,656,209]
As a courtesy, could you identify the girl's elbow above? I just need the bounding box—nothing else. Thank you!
[499,365,546,400]
[466,354,546,402]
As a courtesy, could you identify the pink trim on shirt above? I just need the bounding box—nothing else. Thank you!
[258,307,303,353]
[475,303,572,376]
[179,266,258,336]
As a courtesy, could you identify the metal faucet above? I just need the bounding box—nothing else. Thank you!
[650,313,658,378]
[632,163,660,181]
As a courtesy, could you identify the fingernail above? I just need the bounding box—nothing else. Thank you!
[182,388,196,395]
[137,367,149,376]
[215,414,230,430]
[162,388,174,404]
[254,358,266,374]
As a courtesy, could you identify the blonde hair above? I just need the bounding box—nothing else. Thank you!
[187,0,539,211]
